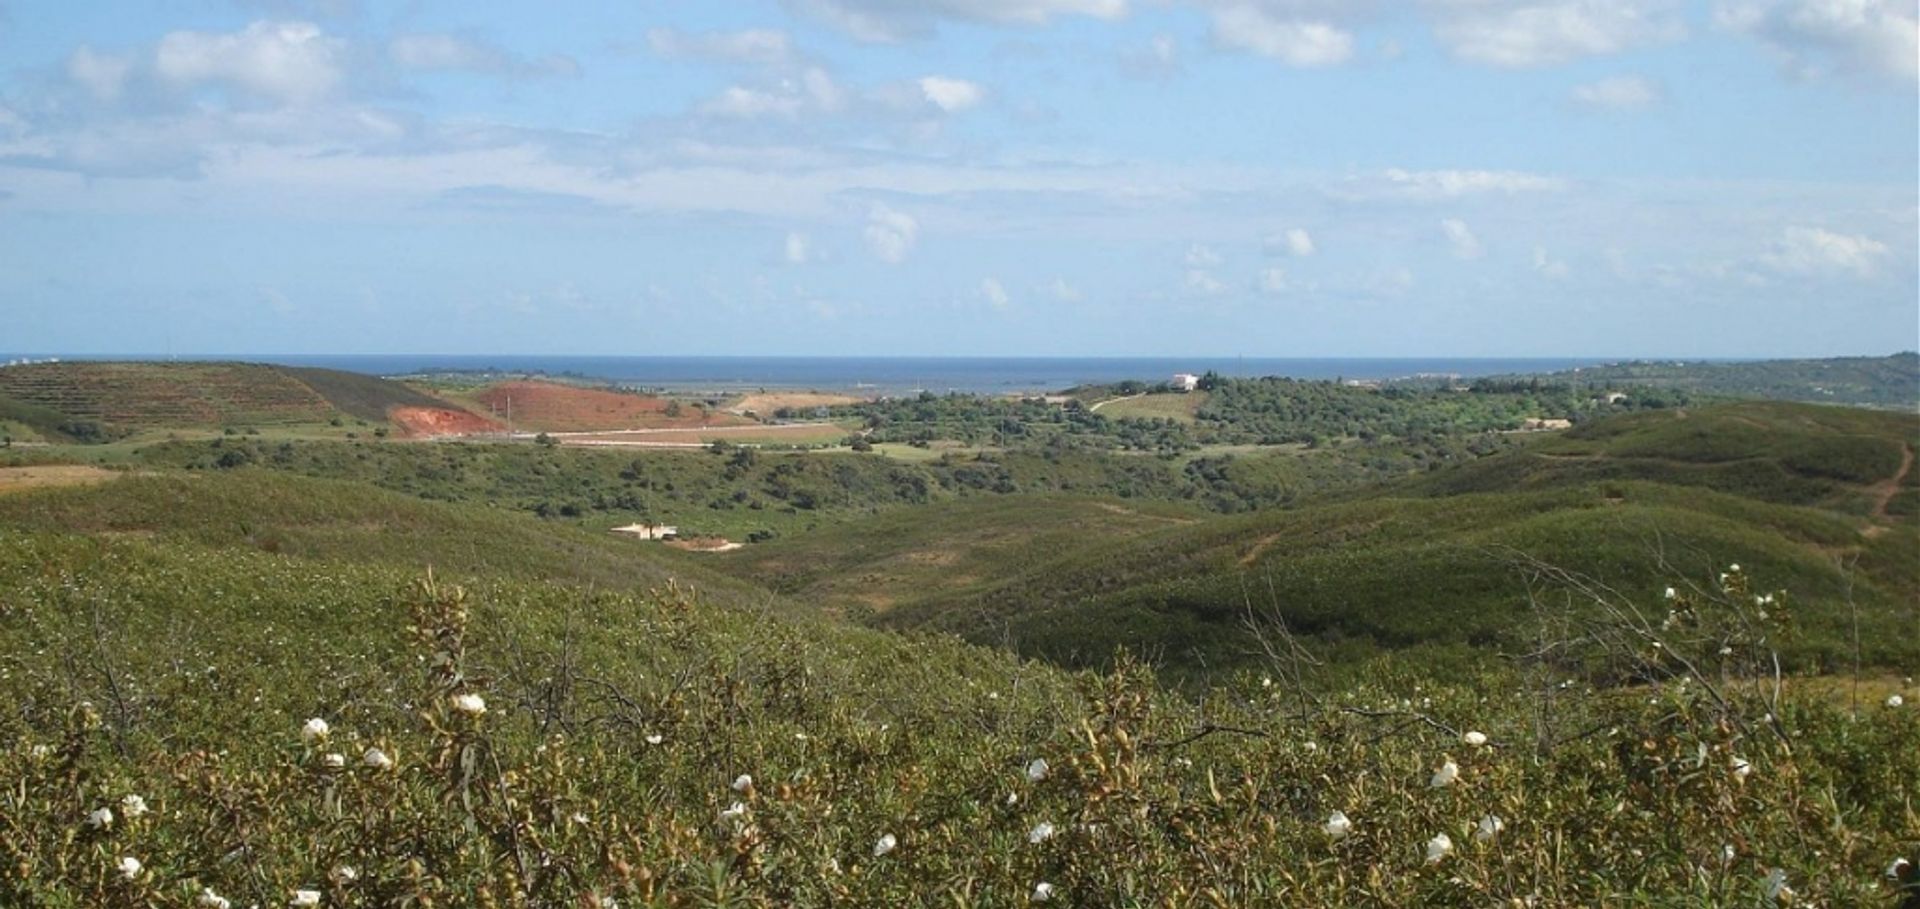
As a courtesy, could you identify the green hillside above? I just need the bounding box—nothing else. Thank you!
[740,402,1918,678]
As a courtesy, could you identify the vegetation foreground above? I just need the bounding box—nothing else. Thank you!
[0,526,1915,906]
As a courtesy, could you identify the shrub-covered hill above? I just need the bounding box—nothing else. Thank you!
[1,492,1916,905]
[0,361,475,436]
[0,471,775,604]
[819,402,1920,678]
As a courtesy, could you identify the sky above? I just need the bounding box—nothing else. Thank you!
[0,0,1914,358]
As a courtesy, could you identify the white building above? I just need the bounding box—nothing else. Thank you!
[610,523,678,540]
[1172,373,1200,392]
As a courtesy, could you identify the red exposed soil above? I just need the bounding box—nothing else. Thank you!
[389,407,505,438]
[469,381,749,432]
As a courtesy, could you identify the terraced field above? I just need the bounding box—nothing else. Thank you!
[0,362,335,427]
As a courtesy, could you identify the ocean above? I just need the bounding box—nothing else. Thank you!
[2,354,1618,396]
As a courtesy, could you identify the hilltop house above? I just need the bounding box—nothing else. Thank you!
[611,523,678,541]
[1172,373,1200,392]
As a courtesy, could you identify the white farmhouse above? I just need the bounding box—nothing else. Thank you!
[610,523,679,541]
[1172,373,1201,392]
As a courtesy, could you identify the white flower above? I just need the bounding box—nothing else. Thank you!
[300,717,330,744]
[29,743,53,761]
[321,752,346,769]
[719,802,748,821]
[1032,881,1056,902]
[1888,857,1912,879]
[197,887,232,909]
[290,891,321,907]
[362,747,394,771]
[330,864,358,884]
[120,794,148,819]
[1027,822,1055,844]
[116,855,141,881]
[1664,586,1677,599]
[1025,758,1049,782]
[1006,791,1019,805]
[1462,731,1488,747]
[1474,814,1504,843]
[1323,810,1352,841]
[1729,563,1741,572]
[731,773,754,793]
[1722,843,1737,865]
[1430,760,1459,788]
[599,898,620,909]
[1729,756,1752,781]
[86,807,114,829]
[1764,868,1791,902]
[644,734,664,745]
[1425,832,1453,864]
[1887,694,1905,708]
[450,693,487,716]
[873,833,897,857]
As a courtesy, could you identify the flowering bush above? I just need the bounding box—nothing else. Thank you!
[0,547,1914,906]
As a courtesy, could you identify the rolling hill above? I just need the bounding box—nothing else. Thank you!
[709,402,1919,679]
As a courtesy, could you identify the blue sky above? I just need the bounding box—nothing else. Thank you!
[0,0,1914,357]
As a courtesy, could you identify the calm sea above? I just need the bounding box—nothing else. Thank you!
[4,354,1615,396]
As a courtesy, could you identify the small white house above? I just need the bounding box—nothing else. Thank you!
[1172,373,1201,392]
[611,523,678,541]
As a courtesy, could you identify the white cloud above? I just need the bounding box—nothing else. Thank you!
[784,231,813,264]
[700,68,845,118]
[1184,243,1224,267]
[1423,0,1687,67]
[982,276,1011,307]
[1209,4,1354,67]
[919,76,986,112]
[67,47,133,102]
[1533,246,1569,278]
[1371,168,1567,199]
[1258,267,1289,293]
[1265,227,1316,257]
[787,0,1129,42]
[1570,74,1663,109]
[645,28,795,65]
[1441,218,1484,259]
[1185,269,1228,295]
[1714,0,1918,82]
[155,20,344,104]
[1760,226,1888,275]
[1046,277,1084,301]
[389,34,578,77]
[865,203,919,263]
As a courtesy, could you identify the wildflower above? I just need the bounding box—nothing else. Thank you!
[1664,586,1677,599]
[1032,881,1056,902]
[321,752,346,769]
[600,898,620,909]
[1888,694,1905,708]
[1889,857,1911,880]
[1764,868,1792,902]
[1006,792,1019,806]
[731,773,754,793]
[644,734,663,745]
[116,856,141,881]
[120,794,148,819]
[1425,832,1453,864]
[1474,814,1504,843]
[1722,844,1737,865]
[1729,563,1741,573]
[86,807,114,829]
[300,717,329,744]
[1430,760,1459,788]
[1462,731,1488,747]
[290,890,321,907]
[1729,756,1752,781]
[873,833,897,857]
[1025,758,1049,782]
[362,747,394,771]
[331,865,358,885]
[29,743,53,761]
[450,693,487,716]
[197,887,232,909]
[1323,810,1352,841]
[719,802,748,821]
[1028,822,1056,844]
